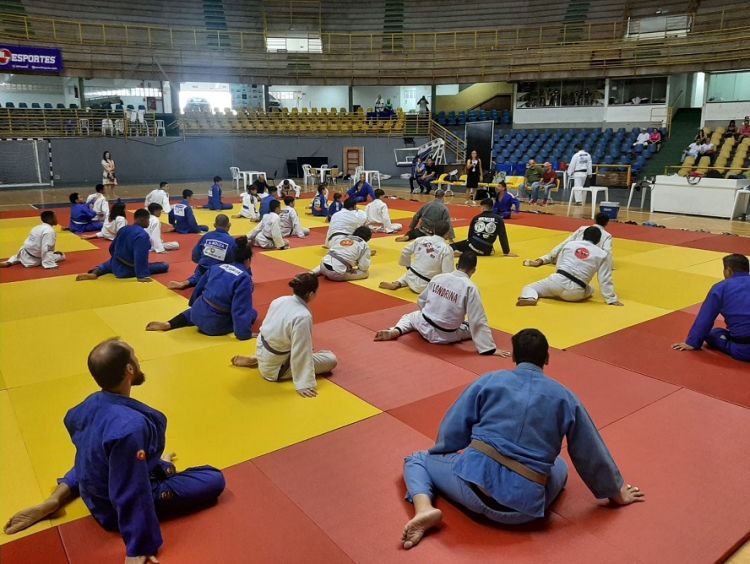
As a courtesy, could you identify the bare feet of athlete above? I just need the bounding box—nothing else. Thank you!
[516,298,538,307]
[523,259,543,267]
[402,497,443,550]
[394,235,409,242]
[0,261,12,268]
[374,328,400,341]
[231,355,258,368]
[502,253,519,258]
[145,321,171,331]
[166,280,190,290]
[378,281,403,290]
[75,272,98,281]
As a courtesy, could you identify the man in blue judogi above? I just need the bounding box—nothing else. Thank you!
[76,209,169,282]
[167,214,238,290]
[492,182,520,220]
[673,253,750,362]
[400,328,645,550]
[2,339,225,561]
[311,185,329,217]
[170,189,209,234]
[347,173,376,203]
[147,239,257,341]
[259,186,279,218]
[68,192,103,234]
[326,193,344,222]
[203,176,233,210]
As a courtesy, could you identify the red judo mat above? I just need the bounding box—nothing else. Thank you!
[0,528,68,564]
[553,388,750,564]
[54,462,354,564]
[254,413,636,564]
[0,247,111,283]
[571,310,750,408]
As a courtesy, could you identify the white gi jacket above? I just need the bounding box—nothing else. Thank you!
[569,150,592,176]
[144,189,171,214]
[365,199,396,231]
[325,209,366,246]
[542,224,612,264]
[322,235,371,274]
[418,270,495,354]
[248,212,286,248]
[86,193,109,221]
[147,215,168,253]
[14,223,59,268]
[555,240,618,303]
[279,206,306,238]
[279,179,301,198]
[399,235,454,293]
[240,192,260,220]
[257,295,317,390]
[98,216,127,240]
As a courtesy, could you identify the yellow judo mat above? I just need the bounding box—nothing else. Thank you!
[266,223,726,349]
[0,218,96,257]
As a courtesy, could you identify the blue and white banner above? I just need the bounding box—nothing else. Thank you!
[0,44,63,73]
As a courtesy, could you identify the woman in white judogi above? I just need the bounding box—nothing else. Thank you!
[247,199,289,249]
[279,197,310,238]
[365,189,402,233]
[379,220,453,293]
[231,273,337,398]
[83,202,128,241]
[236,185,260,221]
[0,211,65,269]
[375,252,507,356]
[312,226,372,282]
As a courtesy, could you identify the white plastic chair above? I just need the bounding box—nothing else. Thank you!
[626,180,653,211]
[155,119,166,137]
[137,110,150,136]
[729,187,750,219]
[79,118,90,135]
[114,119,124,135]
[567,186,609,219]
[302,164,317,186]
[101,118,113,136]
[127,110,138,136]
[230,167,242,193]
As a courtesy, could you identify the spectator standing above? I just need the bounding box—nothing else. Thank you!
[417,96,429,116]
[465,150,483,204]
[101,151,117,199]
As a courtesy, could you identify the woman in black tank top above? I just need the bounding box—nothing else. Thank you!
[465,150,483,204]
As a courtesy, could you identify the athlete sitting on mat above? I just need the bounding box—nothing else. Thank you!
[0,211,65,269]
[523,212,612,268]
[451,198,516,258]
[672,253,750,362]
[3,339,226,562]
[400,328,644,550]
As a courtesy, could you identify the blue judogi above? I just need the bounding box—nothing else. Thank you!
[327,200,343,221]
[182,262,257,340]
[404,363,623,524]
[686,272,750,362]
[169,200,208,234]
[259,196,277,218]
[203,183,232,210]
[187,228,237,286]
[493,192,521,220]
[347,181,375,203]
[69,203,103,233]
[96,225,168,279]
[311,194,328,217]
[58,391,225,557]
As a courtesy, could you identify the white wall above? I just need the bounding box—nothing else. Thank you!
[268,85,348,110]
[703,101,750,126]
[668,73,688,108]
[513,106,605,125]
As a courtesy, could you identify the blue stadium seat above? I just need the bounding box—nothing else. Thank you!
[5,102,15,108]
[69,103,78,108]
[56,103,65,108]
[44,103,53,109]
[31,102,40,108]
[18,102,28,108]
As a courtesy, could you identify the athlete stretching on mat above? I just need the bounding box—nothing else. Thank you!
[3,339,225,562]
[400,328,644,550]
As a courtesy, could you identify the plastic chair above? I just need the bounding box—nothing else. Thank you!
[155,119,166,137]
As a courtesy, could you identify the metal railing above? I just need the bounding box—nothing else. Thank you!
[664,165,750,178]
[0,108,158,138]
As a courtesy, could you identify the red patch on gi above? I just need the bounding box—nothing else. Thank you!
[136,449,146,461]
[340,239,354,247]
[575,247,590,260]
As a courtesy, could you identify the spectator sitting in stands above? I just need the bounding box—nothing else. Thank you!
[700,141,716,158]
[531,162,558,206]
[384,99,393,112]
[633,129,650,147]
[649,129,662,149]
[375,95,384,112]
[725,120,738,140]
[418,158,437,194]
[683,140,701,161]
[694,129,708,144]
[740,116,750,138]
[522,159,544,202]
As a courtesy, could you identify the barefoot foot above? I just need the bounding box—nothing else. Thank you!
[166,280,190,290]
[394,236,409,242]
[146,321,171,331]
[522,259,543,267]
[516,298,538,307]
[402,508,443,550]
[231,355,258,368]
[0,261,12,268]
[378,281,402,290]
[75,273,98,281]
[374,328,400,341]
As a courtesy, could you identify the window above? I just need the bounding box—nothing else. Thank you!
[626,14,691,39]
[516,80,605,108]
[609,77,667,105]
[707,71,750,103]
[266,35,322,53]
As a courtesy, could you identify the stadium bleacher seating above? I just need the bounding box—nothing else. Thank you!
[0,106,157,137]
[678,127,750,178]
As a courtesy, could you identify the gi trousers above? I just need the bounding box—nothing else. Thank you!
[520,273,593,302]
[395,311,471,345]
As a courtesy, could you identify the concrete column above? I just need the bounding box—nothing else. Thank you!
[78,77,85,107]
[348,85,353,112]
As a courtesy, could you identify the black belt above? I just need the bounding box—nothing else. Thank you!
[408,266,431,282]
[327,231,349,241]
[260,334,290,355]
[556,269,587,289]
[422,313,461,333]
[729,334,750,344]
[21,248,40,259]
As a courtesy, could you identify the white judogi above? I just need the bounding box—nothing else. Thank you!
[248,212,288,249]
[147,215,179,253]
[540,224,612,264]
[144,189,171,214]
[324,208,366,247]
[521,239,618,304]
[239,192,260,220]
[6,223,64,269]
[394,270,496,354]
[279,179,301,198]
[365,199,402,233]
[397,235,454,293]
[279,206,310,238]
[96,216,127,240]
[256,295,337,391]
[568,149,592,204]
[315,235,371,281]
[86,193,109,221]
